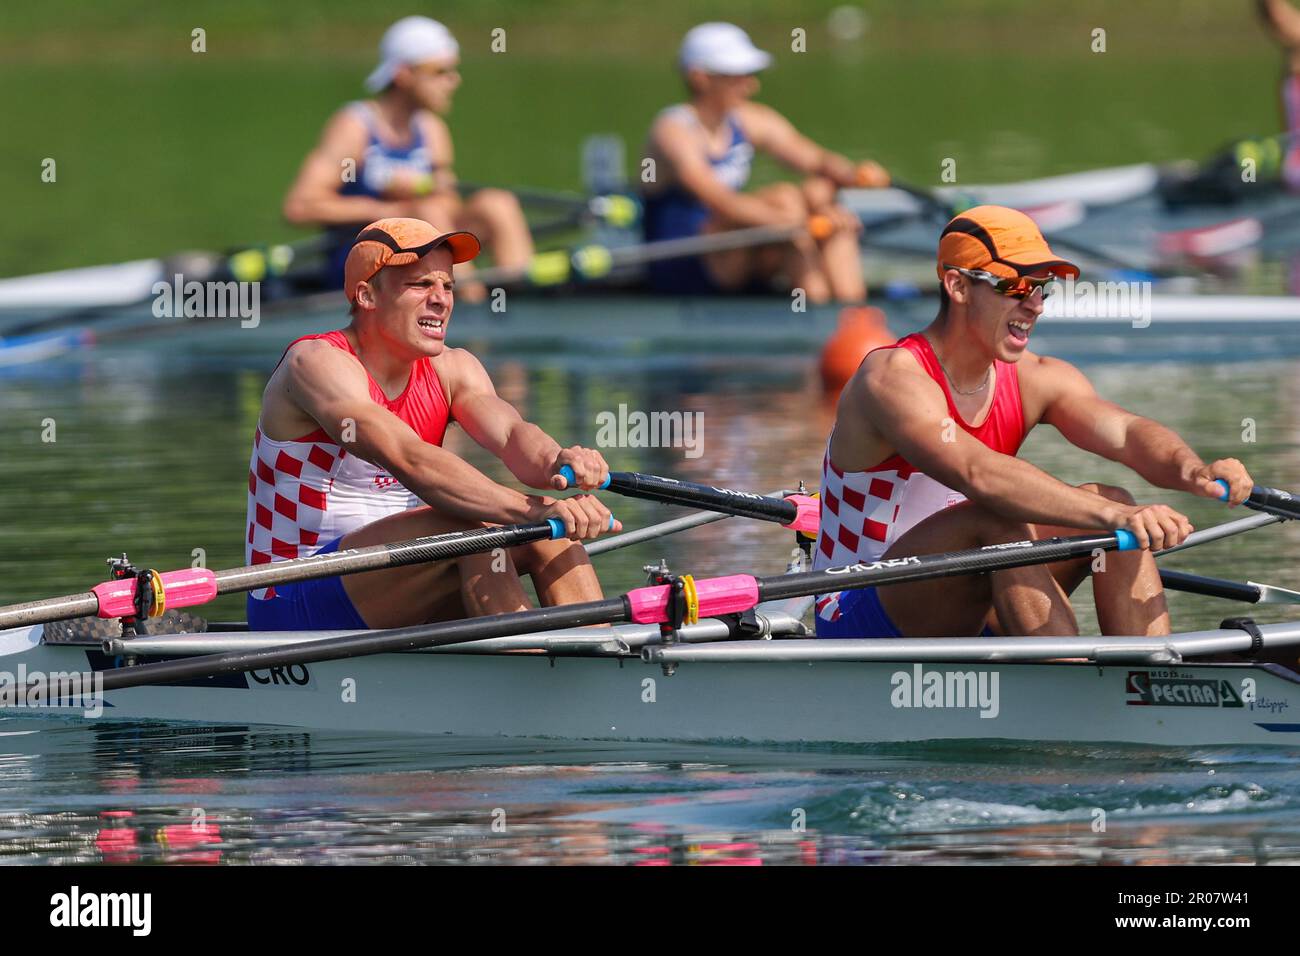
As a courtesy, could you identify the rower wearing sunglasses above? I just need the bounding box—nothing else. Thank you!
[813,204,1255,640]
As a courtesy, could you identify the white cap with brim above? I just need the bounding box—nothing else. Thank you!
[678,22,772,75]
[365,16,460,93]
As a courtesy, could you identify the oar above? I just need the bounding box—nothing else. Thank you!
[472,216,834,289]
[559,466,819,533]
[586,488,799,556]
[873,180,1166,280]
[1152,482,1300,601]
[1158,569,1300,605]
[1216,481,1300,520]
[55,527,1143,694]
[2,234,330,340]
[0,518,598,631]
[457,181,641,235]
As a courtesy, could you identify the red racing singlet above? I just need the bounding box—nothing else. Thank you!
[245,330,452,596]
[813,333,1025,570]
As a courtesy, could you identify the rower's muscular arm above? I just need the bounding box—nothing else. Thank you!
[1028,354,1251,502]
[650,114,801,228]
[854,350,1124,529]
[275,341,546,524]
[740,103,868,187]
[441,349,601,490]
[422,112,459,195]
[282,110,407,227]
[1259,0,1300,46]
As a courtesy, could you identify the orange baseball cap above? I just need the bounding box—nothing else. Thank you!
[344,218,480,302]
[936,205,1079,282]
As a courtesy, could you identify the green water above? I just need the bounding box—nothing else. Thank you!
[3,0,1289,275]
[4,0,1300,873]
[4,341,1299,634]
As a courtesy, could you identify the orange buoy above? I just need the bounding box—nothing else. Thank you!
[818,306,894,396]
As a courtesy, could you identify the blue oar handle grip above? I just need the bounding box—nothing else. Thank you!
[558,464,611,489]
[1113,529,1138,551]
[544,516,615,538]
[1215,478,1230,501]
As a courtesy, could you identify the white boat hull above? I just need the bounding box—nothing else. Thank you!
[4,625,1299,747]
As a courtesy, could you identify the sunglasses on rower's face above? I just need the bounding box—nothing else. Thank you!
[414,63,460,79]
[945,265,1058,300]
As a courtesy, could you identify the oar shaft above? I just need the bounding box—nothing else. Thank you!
[0,520,569,630]
[473,219,828,288]
[757,532,1132,602]
[85,529,1135,693]
[1155,511,1280,556]
[214,521,566,595]
[1159,569,1262,604]
[0,593,100,631]
[570,467,802,525]
[96,597,630,692]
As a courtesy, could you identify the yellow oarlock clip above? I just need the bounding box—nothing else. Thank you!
[144,569,166,617]
[680,574,699,626]
[571,244,613,280]
[601,195,639,229]
[267,244,295,276]
[228,248,268,283]
[527,250,572,287]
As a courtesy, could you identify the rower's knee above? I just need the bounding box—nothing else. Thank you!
[765,181,808,215]
[511,536,587,577]
[1080,482,1136,506]
[965,506,1035,546]
[468,187,525,223]
[801,176,837,209]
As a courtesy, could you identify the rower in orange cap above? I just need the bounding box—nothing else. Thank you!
[813,205,1255,640]
[245,218,618,632]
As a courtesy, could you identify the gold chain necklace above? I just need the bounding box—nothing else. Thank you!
[924,336,991,395]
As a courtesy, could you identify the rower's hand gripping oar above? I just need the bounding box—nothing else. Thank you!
[558,466,820,535]
[0,517,612,632]
[1215,480,1300,520]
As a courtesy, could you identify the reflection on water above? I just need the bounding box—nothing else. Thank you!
[3,334,1300,864]
[1,718,1298,865]
[4,345,1300,631]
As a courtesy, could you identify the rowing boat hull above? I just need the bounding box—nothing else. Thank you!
[4,627,1298,747]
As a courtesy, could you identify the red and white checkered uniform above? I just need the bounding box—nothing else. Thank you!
[813,332,1025,583]
[245,330,451,598]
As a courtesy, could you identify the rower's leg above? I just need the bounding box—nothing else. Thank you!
[799,177,866,303]
[745,182,831,302]
[818,214,867,303]
[460,188,535,270]
[874,501,1079,637]
[1030,483,1171,637]
[336,507,532,628]
[510,537,605,605]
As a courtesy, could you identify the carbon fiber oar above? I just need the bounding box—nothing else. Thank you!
[0,519,585,631]
[560,466,819,533]
[81,528,1139,693]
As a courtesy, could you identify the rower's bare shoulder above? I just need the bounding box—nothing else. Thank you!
[649,108,694,148]
[857,345,926,393]
[318,106,370,151]
[279,339,364,392]
[1016,350,1087,394]
[431,346,490,395]
[417,110,452,146]
[732,100,782,131]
